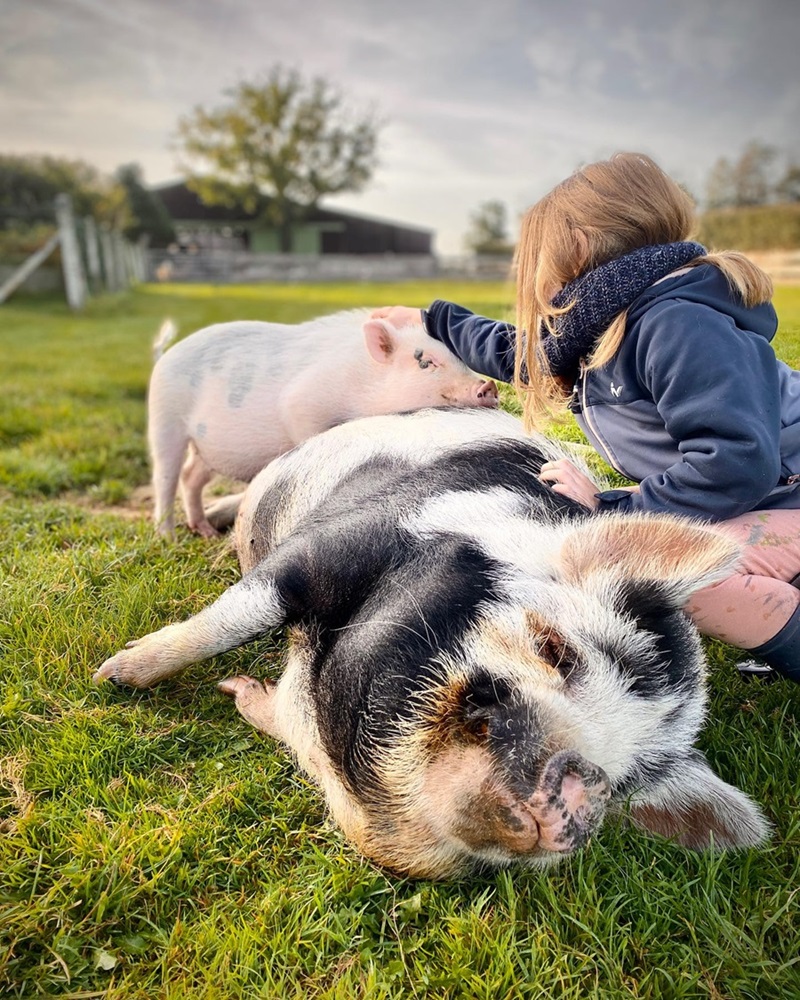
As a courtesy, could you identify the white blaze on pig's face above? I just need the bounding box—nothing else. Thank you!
[362,319,498,411]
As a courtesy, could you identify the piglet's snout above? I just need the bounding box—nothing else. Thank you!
[530,750,611,854]
[474,380,499,408]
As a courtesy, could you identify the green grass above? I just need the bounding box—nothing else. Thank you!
[1,282,800,999]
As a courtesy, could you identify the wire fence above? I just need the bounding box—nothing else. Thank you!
[0,195,146,308]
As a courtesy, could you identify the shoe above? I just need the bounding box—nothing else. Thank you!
[735,659,778,682]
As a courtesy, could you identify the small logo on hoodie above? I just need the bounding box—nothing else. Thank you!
[610,382,623,398]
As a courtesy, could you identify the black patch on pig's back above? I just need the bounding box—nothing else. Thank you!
[252,436,587,558]
[246,454,410,565]
[310,534,503,802]
[416,439,587,520]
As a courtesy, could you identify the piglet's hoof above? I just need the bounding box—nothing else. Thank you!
[189,519,222,539]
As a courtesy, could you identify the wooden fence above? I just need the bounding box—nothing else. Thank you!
[0,194,146,309]
[145,249,515,284]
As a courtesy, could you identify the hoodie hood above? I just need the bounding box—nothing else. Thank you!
[626,262,778,343]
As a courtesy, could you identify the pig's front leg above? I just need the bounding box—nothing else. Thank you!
[94,573,289,689]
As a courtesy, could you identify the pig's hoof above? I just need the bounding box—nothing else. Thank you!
[93,654,136,687]
[218,675,252,697]
[218,674,274,698]
[93,642,166,689]
[93,660,124,686]
[218,676,278,734]
[218,675,276,707]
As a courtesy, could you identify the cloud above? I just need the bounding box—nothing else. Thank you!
[2,0,799,251]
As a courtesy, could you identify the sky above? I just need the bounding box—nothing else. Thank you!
[2,0,799,253]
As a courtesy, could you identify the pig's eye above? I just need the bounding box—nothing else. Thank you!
[525,612,581,681]
[414,349,439,370]
[537,630,580,680]
[460,673,511,741]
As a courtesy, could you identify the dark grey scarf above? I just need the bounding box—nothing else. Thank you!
[540,241,706,382]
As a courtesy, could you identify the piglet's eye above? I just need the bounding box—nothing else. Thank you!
[413,349,438,370]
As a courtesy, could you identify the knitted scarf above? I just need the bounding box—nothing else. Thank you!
[540,241,706,382]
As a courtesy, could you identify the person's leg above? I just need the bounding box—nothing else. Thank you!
[684,509,800,681]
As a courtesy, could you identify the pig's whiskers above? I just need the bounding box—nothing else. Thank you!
[390,582,440,647]
[331,619,433,645]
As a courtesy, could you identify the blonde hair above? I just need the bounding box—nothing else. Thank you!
[514,152,773,429]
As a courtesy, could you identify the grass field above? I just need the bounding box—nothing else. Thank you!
[1,281,799,999]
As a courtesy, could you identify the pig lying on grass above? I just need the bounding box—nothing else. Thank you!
[96,408,769,879]
[148,309,497,538]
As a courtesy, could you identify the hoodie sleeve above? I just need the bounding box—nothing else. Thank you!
[599,298,782,521]
[424,300,517,384]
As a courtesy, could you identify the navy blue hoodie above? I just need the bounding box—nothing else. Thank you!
[424,264,800,521]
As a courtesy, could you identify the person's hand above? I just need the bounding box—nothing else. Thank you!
[370,306,424,328]
[538,459,601,510]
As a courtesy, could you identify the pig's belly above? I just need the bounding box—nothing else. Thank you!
[187,397,296,481]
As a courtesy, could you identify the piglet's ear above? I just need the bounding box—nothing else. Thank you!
[558,514,740,608]
[625,752,770,850]
[363,320,397,365]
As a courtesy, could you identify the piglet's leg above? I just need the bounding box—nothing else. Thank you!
[94,575,287,689]
[218,675,279,737]
[180,442,219,538]
[151,445,184,539]
[204,491,247,532]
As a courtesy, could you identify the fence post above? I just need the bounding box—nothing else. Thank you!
[83,216,103,291]
[133,240,148,282]
[54,194,87,309]
[112,230,128,288]
[99,226,116,290]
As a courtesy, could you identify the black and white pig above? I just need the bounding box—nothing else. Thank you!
[96,408,769,879]
[148,310,498,538]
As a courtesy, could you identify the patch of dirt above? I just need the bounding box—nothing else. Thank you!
[71,483,154,521]
[71,476,246,523]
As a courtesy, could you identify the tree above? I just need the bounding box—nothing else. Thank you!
[115,163,175,245]
[0,154,113,227]
[731,141,776,207]
[705,156,735,210]
[464,200,514,255]
[705,142,779,209]
[174,67,381,252]
[776,163,800,203]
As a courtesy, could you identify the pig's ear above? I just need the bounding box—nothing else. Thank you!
[625,752,770,850]
[558,514,740,609]
[363,320,397,364]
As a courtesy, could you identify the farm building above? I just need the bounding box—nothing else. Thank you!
[153,181,434,255]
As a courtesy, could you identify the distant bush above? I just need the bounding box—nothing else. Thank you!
[697,202,800,251]
[0,223,59,265]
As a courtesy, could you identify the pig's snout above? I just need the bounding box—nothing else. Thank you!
[450,747,610,862]
[475,380,499,408]
[530,750,611,853]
